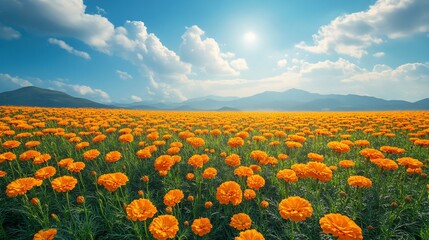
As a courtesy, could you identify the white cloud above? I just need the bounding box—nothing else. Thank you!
[0,24,20,40]
[277,59,288,68]
[296,0,429,58]
[116,70,133,80]
[51,80,111,102]
[0,73,33,87]
[373,52,385,57]
[180,25,248,76]
[48,38,91,60]
[0,0,114,50]
[131,95,142,102]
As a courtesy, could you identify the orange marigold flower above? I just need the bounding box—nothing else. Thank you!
[202,167,217,179]
[397,157,423,169]
[92,134,106,143]
[188,154,204,168]
[291,163,310,178]
[19,150,41,161]
[105,151,122,163]
[119,133,134,143]
[136,149,152,159]
[225,154,241,167]
[278,196,313,222]
[149,214,179,240]
[347,176,372,188]
[186,137,205,148]
[354,139,370,147]
[58,158,74,168]
[371,158,398,171]
[186,173,195,180]
[97,172,129,192]
[278,153,289,160]
[6,177,43,197]
[414,139,429,147]
[359,148,384,160]
[406,167,422,174]
[33,228,57,240]
[216,181,242,206]
[154,155,175,171]
[243,189,256,200]
[2,140,21,149]
[75,141,89,150]
[126,198,157,221]
[51,176,78,192]
[34,166,56,180]
[191,217,213,237]
[67,162,86,173]
[25,141,41,148]
[319,213,363,240]
[285,141,303,148]
[234,166,254,177]
[77,195,85,204]
[249,164,261,173]
[163,189,184,207]
[234,229,265,240]
[167,147,180,155]
[0,170,7,178]
[204,201,213,209]
[307,152,324,162]
[141,175,149,182]
[228,137,245,148]
[380,146,405,154]
[339,160,355,168]
[30,197,40,205]
[246,174,265,190]
[33,153,51,164]
[230,213,252,230]
[250,150,268,164]
[83,149,100,161]
[306,162,332,182]
[276,169,298,183]
[260,200,269,208]
[327,141,350,153]
[1,152,16,162]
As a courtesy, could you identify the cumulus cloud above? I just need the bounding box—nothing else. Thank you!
[0,73,33,87]
[296,0,429,58]
[51,80,111,102]
[116,70,133,80]
[48,38,91,60]
[131,95,142,102]
[180,25,248,76]
[373,52,385,57]
[0,24,20,40]
[0,0,114,50]
[277,59,288,68]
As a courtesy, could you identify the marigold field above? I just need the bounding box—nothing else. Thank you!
[1,106,429,240]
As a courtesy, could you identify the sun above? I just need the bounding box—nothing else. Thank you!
[244,32,256,44]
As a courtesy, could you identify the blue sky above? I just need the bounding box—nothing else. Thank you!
[0,0,428,103]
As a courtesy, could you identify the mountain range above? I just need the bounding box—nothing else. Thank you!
[1,86,428,111]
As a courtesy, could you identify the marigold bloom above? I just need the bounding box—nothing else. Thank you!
[276,169,298,183]
[51,176,78,192]
[83,149,100,161]
[97,172,129,192]
[167,147,180,155]
[347,176,372,188]
[136,149,152,159]
[250,150,268,163]
[105,151,122,163]
[397,157,423,169]
[154,155,175,171]
[306,162,332,182]
[319,213,363,240]
[230,213,252,230]
[119,133,134,143]
[30,197,40,205]
[359,148,384,160]
[2,140,21,149]
[33,228,57,240]
[92,134,106,143]
[67,161,86,173]
[291,164,309,179]
[244,189,256,200]
[260,200,269,208]
[186,173,195,180]
[191,217,213,237]
[228,137,245,148]
[246,174,265,190]
[6,177,43,197]
[75,141,89,150]
[186,137,205,148]
[278,196,313,222]
[77,195,85,204]
[19,150,41,161]
[33,154,51,164]
[414,139,429,147]
[188,154,204,168]
[234,229,265,240]
[58,158,74,168]
[380,146,406,154]
[216,181,242,205]
[354,140,370,147]
[163,189,184,207]
[34,166,56,180]
[25,141,41,148]
[225,154,241,167]
[307,152,324,162]
[1,152,16,162]
[149,214,179,240]
[125,198,158,222]
[371,158,398,171]
[285,141,303,148]
[234,166,254,177]
[406,167,422,174]
[204,201,213,208]
[278,153,289,160]
[249,164,261,173]
[339,160,355,168]
[0,170,6,178]
[327,141,350,153]
[202,167,217,179]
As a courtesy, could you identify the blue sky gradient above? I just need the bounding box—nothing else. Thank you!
[0,0,428,103]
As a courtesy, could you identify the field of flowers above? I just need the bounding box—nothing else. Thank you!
[0,106,428,240]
